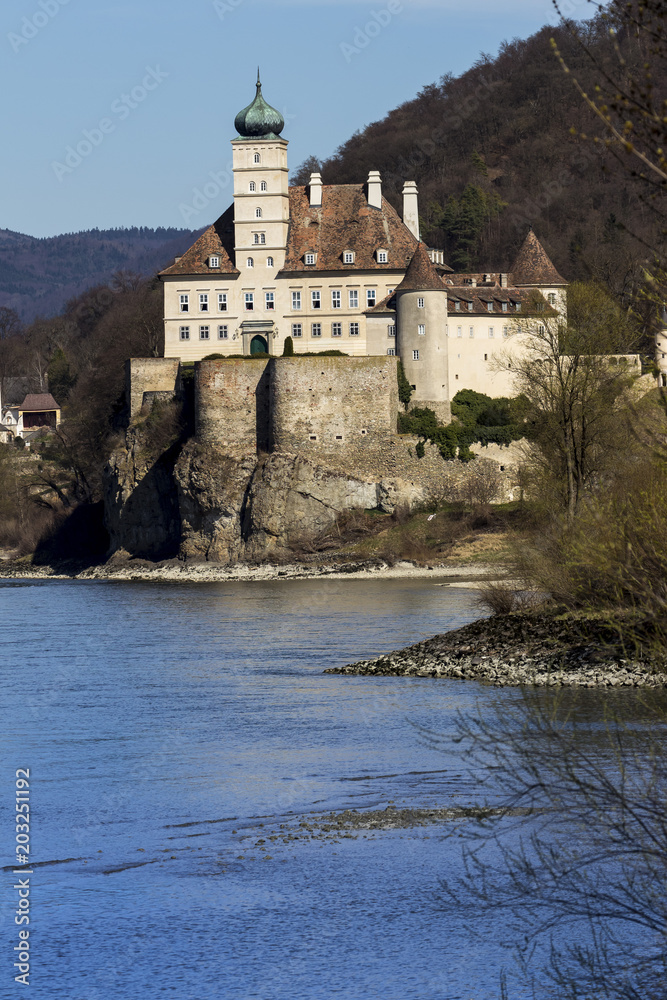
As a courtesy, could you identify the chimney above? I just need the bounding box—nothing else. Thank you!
[309,172,323,207]
[500,273,508,288]
[367,170,382,210]
[402,181,419,240]
[174,256,182,264]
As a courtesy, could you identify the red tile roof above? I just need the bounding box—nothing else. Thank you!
[395,242,444,292]
[159,206,238,277]
[281,185,418,272]
[19,394,60,412]
[510,230,567,286]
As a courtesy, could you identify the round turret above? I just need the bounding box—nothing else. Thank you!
[234,71,285,140]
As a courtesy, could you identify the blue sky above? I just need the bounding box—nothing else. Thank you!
[0,0,583,238]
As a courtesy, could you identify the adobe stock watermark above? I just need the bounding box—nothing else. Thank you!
[8,0,73,54]
[213,0,245,20]
[51,66,168,182]
[340,1,403,64]
[179,163,234,226]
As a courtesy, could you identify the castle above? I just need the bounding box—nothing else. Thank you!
[155,74,568,420]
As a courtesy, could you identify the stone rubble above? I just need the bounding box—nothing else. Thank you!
[326,610,667,687]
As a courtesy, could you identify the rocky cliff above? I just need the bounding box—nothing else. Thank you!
[104,425,438,565]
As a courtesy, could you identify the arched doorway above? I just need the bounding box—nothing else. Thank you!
[250,335,268,355]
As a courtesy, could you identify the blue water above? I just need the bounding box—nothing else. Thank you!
[0,577,546,998]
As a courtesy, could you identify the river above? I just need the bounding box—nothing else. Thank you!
[0,575,640,999]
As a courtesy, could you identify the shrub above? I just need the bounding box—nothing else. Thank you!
[282,336,294,357]
[397,360,413,410]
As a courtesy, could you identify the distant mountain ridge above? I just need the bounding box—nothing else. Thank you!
[0,226,203,321]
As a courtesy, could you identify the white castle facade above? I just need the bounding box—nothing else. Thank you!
[160,76,568,417]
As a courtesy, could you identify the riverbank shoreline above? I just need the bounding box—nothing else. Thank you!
[326,609,667,688]
[0,556,499,586]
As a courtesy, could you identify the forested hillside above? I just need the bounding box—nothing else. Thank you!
[292,12,665,305]
[0,226,202,321]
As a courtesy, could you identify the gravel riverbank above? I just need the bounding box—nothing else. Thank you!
[326,609,667,687]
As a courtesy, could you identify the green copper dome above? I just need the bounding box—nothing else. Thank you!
[234,71,285,140]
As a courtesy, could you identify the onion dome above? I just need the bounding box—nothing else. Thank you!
[234,70,285,140]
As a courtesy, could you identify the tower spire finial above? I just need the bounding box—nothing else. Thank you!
[257,66,261,89]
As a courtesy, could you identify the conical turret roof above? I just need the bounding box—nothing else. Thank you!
[510,229,566,285]
[395,242,444,292]
[234,70,285,140]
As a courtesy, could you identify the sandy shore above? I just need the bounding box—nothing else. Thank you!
[0,557,500,586]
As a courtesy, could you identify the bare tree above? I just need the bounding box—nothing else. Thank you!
[433,691,667,1000]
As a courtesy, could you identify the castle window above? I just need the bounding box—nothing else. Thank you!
[199,325,210,340]
[456,326,462,338]
[469,327,474,338]
[266,257,274,267]
[311,290,321,309]
[292,323,302,338]
[311,323,322,337]
[419,324,426,336]
[349,322,359,336]
[468,301,473,312]
[209,256,220,269]
[332,322,342,337]
[538,324,545,335]
[332,290,341,309]
[249,181,256,192]
[377,249,388,263]
[343,250,355,264]
[255,208,263,219]
[253,233,266,245]
[548,292,557,306]
[387,348,395,356]
[218,293,227,312]
[484,353,488,361]
[292,291,302,310]
[179,294,189,313]
[247,257,254,268]
[309,435,317,441]
[253,153,261,164]
[218,325,228,339]
[265,292,275,311]
[335,435,343,441]
[503,326,509,338]
[388,325,396,337]
[260,181,268,192]
[417,297,425,309]
[349,290,359,309]
[305,252,316,265]
[199,294,209,312]
[489,327,494,338]
[245,293,254,311]
[179,325,190,340]
[412,350,419,361]
[367,289,376,308]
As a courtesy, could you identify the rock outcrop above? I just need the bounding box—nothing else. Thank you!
[104,429,430,565]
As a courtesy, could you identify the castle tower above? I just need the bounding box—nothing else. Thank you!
[395,242,450,422]
[232,72,290,273]
[510,228,568,315]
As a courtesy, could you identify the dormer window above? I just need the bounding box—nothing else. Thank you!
[454,301,461,312]
[209,256,220,269]
[260,181,267,192]
[515,301,522,312]
[253,153,261,164]
[376,249,388,263]
[249,182,256,192]
[487,301,494,313]
[304,252,316,266]
[343,250,355,265]
[501,301,508,312]
[467,301,473,312]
